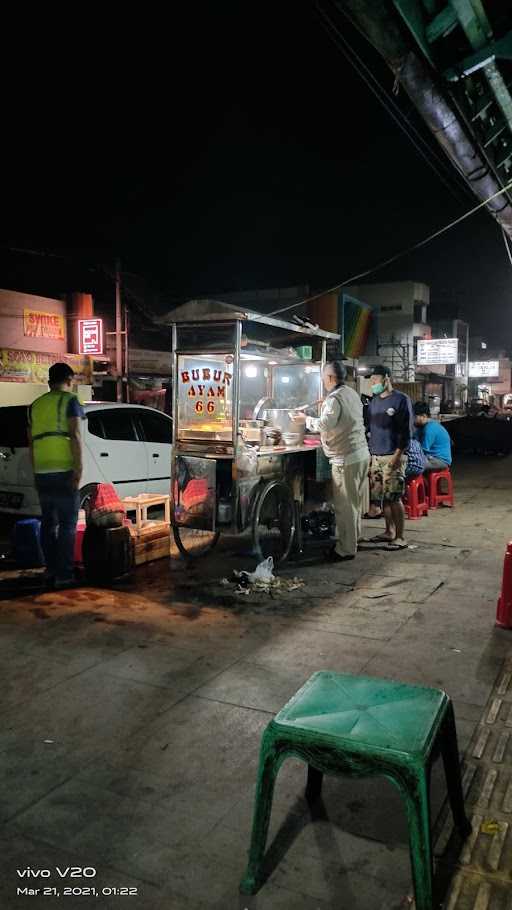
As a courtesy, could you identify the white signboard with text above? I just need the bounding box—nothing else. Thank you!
[417,338,458,365]
[469,361,499,378]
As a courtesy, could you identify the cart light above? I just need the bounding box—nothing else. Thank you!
[244,366,258,378]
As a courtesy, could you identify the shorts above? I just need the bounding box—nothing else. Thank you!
[370,454,407,502]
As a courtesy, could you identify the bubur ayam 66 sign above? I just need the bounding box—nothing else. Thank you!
[180,366,232,415]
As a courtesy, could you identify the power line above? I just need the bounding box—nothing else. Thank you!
[503,228,512,268]
[314,1,474,207]
[269,178,512,317]
[0,241,162,326]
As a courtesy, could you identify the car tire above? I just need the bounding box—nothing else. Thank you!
[79,483,99,511]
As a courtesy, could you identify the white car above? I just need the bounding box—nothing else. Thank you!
[0,402,173,516]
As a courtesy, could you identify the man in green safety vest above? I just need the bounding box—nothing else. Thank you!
[28,362,84,588]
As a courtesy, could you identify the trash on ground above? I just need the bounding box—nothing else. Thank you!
[362,591,392,599]
[408,545,418,550]
[250,557,275,582]
[225,557,305,596]
[43,739,54,744]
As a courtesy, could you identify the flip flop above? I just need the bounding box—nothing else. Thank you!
[370,534,394,543]
[386,540,408,550]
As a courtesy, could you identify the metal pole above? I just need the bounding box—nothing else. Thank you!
[124,301,130,402]
[465,323,469,406]
[115,259,123,401]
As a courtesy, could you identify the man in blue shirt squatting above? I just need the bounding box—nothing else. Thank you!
[413,401,452,471]
[367,365,413,550]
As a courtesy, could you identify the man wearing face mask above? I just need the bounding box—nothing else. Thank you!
[366,365,413,550]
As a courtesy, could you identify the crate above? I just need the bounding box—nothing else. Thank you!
[134,526,171,565]
[122,493,171,530]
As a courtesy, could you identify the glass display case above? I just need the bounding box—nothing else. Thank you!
[177,354,235,443]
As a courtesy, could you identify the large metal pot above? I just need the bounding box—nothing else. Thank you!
[262,409,305,442]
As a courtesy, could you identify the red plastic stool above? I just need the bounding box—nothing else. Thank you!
[404,475,429,520]
[427,469,454,509]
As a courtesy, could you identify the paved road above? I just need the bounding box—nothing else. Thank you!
[0,455,511,909]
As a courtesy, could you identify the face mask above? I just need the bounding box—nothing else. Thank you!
[371,382,385,395]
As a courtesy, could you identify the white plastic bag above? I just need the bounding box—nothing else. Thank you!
[248,557,274,583]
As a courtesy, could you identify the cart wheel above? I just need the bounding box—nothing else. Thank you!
[252,480,295,564]
[172,524,220,559]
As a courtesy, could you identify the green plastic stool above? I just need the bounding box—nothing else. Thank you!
[240,671,471,910]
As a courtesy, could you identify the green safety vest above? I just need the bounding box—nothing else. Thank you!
[30,391,78,473]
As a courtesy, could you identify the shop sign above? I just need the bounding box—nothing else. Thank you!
[23,309,65,341]
[180,367,232,415]
[78,319,103,355]
[0,349,91,385]
[417,338,458,365]
[469,361,499,378]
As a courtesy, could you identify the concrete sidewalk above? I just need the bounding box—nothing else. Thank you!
[1,455,511,909]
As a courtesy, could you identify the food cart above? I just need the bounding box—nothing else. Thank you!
[169,300,343,562]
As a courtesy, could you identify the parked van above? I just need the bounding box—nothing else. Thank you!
[0,402,172,516]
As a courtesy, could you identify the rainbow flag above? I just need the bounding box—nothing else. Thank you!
[340,294,373,358]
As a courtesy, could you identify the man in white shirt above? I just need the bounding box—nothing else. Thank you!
[292,361,370,562]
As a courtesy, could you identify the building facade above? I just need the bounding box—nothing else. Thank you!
[343,281,431,381]
[0,289,92,405]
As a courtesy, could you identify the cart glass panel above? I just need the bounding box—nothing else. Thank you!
[271,363,322,410]
[177,354,235,442]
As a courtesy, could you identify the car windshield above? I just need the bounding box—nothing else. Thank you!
[0,406,29,448]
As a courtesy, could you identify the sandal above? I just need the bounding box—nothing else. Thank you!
[386,539,408,551]
[370,533,394,543]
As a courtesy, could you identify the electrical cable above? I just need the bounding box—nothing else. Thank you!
[0,241,162,326]
[314,1,474,206]
[269,178,512,317]
[503,227,512,267]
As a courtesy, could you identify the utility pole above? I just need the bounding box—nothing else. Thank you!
[124,301,130,402]
[115,259,123,401]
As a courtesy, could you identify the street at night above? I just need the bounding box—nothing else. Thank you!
[2,2,512,909]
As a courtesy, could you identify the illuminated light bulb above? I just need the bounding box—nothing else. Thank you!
[281,376,290,384]
[244,366,258,378]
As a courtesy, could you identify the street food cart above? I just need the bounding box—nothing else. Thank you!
[169,300,342,562]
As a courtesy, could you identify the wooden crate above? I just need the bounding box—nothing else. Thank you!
[133,523,171,565]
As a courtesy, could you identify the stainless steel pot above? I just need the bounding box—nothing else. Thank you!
[262,409,305,442]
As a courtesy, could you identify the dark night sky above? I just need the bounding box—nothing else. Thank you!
[2,2,511,344]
